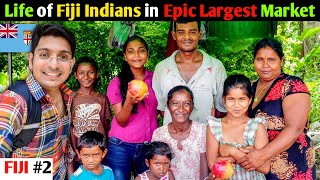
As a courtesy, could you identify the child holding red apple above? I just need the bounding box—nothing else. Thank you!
[106,35,159,180]
[206,74,270,179]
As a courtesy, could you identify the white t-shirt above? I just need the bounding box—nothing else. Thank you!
[153,49,227,125]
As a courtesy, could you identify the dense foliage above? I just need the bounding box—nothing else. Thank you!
[0,20,319,174]
[0,21,319,125]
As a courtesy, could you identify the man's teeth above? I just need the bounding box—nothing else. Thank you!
[46,72,59,76]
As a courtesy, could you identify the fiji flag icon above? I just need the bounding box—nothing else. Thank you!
[0,24,36,52]
[24,30,32,46]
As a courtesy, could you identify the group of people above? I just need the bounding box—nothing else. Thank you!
[0,21,316,180]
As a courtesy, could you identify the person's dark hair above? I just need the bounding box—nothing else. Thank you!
[122,35,149,53]
[174,21,201,32]
[119,35,149,112]
[73,56,100,88]
[167,85,194,107]
[74,56,98,73]
[254,38,284,59]
[146,141,172,160]
[223,74,253,98]
[77,131,106,152]
[31,24,76,58]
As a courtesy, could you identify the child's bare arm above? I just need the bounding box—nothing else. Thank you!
[219,143,247,160]
[112,91,145,127]
[102,96,111,135]
[215,156,236,164]
[134,175,142,180]
[206,126,220,169]
[252,123,270,174]
[200,152,209,180]
[168,170,175,180]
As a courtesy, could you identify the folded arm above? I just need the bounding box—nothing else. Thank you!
[237,93,310,171]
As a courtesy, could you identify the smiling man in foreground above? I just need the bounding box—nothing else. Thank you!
[0,24,76,180]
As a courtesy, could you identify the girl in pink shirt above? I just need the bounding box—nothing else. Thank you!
[106,35,158,180]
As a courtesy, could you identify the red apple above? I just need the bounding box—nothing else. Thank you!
[212,160,234,179]
[128,80,148,98]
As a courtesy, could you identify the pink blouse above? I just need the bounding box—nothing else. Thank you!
[107,70,158,143]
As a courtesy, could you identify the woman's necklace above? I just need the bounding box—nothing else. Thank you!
[170,121,192,150]
[254,80,274,102]
[171,121,192,135]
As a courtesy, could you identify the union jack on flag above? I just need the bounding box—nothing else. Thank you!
[0,24,18,39]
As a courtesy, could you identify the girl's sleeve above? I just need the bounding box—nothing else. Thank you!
[107,77,123,105]
[102,96,111,134]
[207,116,222,143]
[244,117,266,146]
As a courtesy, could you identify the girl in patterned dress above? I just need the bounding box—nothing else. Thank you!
[136,141,175,180]
[207,74,270,179]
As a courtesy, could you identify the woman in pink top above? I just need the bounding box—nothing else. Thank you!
[106,35,158,180]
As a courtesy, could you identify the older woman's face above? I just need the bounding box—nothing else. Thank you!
[254,46,283,81]
[168,90,193,123]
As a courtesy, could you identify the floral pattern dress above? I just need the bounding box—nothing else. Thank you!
[152,121,206,180]
[248,73,316,180]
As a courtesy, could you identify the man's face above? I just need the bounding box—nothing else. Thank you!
[28,36,75,91]
[172,22,202,52]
